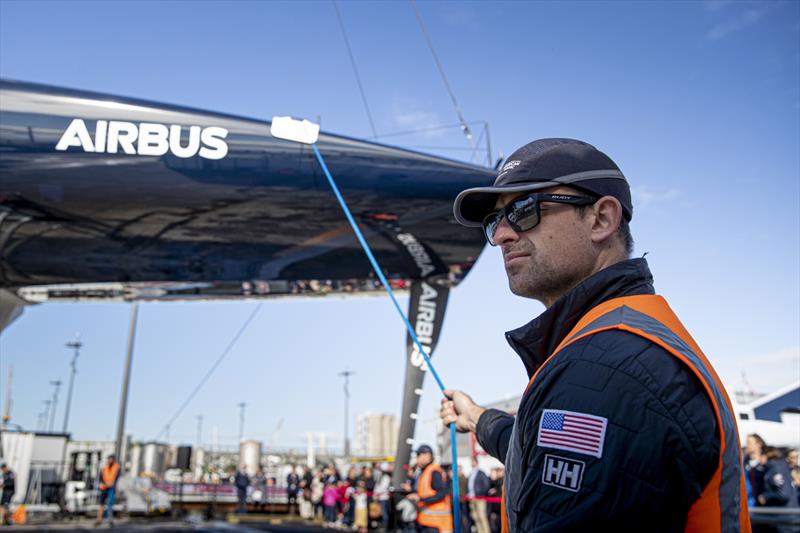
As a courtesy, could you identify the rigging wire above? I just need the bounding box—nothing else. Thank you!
[410,0,475,151]
[470,124,487,164]
[154,303,263,441]
[374,121,485,139]
[333,0,379,139]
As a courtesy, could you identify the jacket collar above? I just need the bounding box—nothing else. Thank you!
[505,257,655,378]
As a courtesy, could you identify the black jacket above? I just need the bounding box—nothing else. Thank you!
[475,258,720,532]
[760,459,798,507]
[234,471,250,491]
[468,469,491,497]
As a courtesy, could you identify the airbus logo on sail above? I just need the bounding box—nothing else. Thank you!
[410,282,438,371]
[397,233,436,277]
[55,118,229,160]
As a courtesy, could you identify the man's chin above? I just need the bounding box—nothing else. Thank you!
[507,277,535,299]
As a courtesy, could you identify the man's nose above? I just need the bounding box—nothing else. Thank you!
[493,216,519,245]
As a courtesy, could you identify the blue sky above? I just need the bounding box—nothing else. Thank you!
[1,0,798,451]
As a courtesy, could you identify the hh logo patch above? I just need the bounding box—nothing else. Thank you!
[537,409,607,458]
[542,454,584,492]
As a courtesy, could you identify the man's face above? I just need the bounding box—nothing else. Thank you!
[492,187,597,304]
[788,450,798,468]
[416,452,432,468]
[746,436,761,455]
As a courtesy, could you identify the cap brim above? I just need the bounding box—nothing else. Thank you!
[453,181,562,227]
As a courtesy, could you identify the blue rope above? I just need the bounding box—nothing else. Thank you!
[311,143,462,533]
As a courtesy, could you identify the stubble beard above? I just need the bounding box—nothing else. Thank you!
[505,245,592,306]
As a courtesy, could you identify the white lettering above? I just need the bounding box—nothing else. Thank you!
[94,120,108,153]
[542,455,584,492]
[169,125,201,158]
[107,121,138,155]
[55,119,95,152]
[410,282,438,372]
[199,126,229,160]
[397,233,437,277]
[559,462,582,489]
[54,118,229,160]
[137,122,170,156]
[545,459,563,484]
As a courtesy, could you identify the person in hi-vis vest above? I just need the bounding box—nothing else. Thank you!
[442,139,750,532]
[95,454,120,527]
[403,444,454,533]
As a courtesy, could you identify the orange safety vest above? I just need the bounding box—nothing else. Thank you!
[100,462,120,491]
[501,295,750,533]
[416,463,454,533]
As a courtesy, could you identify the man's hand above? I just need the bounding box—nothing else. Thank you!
[440,390,486,433]
[407,493,420,504]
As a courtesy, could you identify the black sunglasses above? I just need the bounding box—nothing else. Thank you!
[482,193,597,246]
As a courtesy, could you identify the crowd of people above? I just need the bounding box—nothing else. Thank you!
[227,436,800,533]
[229,452,510,533]
[744,434,800,509]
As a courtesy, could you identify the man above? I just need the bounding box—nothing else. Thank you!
[758,447,797,508]
[0,463,15,525]
[405,445,453,533]
[467,458,491,533]
[286,464,300,514]
[373,463,393,531]
[440,138,749,532]
[234,464,250,514]
[787,448,800,506]
[487,468,503,533]
[95,454,120,527]
[745,433,767,506]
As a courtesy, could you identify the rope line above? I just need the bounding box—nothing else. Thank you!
[310,143,462,533]
[374,121,484,139]
[154,304,262,441]
[410,0,474,153]
[333,0,379,139]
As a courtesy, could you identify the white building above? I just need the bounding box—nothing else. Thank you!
[354,413,398,458]
[733,381,800,447]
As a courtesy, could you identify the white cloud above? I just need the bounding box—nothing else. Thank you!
[630,185,681,210]
[706,3,777,40]
[702,0,735,13]
[722,345,800,394]
[393,109,440,129]
[390,98,445,138]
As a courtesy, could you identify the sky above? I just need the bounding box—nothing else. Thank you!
[0,0,798,452]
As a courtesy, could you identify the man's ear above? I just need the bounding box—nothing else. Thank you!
[590,196,623,244]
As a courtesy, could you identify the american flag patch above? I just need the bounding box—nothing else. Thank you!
[536,409,607,458]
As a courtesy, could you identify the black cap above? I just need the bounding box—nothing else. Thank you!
[453,138,632,226]
[415,444,433,455]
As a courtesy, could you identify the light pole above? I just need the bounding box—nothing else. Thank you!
[48,380,61,432]
[196,415,203,448]
[338,369,355,457]
[115,302,139,468]
[237,403,246,442]
[62,334,82,434]
[42,400,52,432]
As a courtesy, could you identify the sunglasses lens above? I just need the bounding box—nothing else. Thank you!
[508,196,540,232]
[483,213,500,245]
